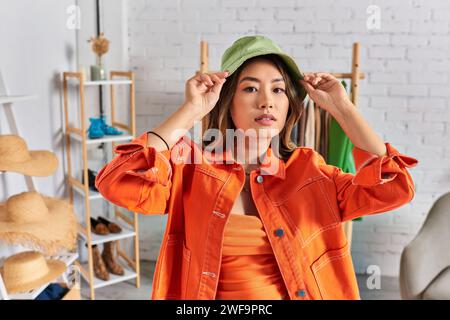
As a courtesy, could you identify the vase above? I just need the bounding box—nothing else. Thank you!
[90,64,106,81]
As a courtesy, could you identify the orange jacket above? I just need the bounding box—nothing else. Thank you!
[95,132,418,300]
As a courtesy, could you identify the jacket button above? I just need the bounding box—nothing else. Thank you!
[256,175,264,183]
[274,228,284,237]
[296,289,306,297]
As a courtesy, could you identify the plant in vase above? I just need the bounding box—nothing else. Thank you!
[88,32,110,81]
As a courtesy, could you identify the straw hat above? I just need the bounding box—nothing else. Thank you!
[0,251,66,294]
[0,192,77,255]
[0,134,58,176]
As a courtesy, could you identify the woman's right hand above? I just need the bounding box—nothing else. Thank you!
[184,71,229,119]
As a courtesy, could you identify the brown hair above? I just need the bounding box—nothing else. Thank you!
[204,54,305,161]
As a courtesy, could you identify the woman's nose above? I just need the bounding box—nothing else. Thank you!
[258,93,274,109]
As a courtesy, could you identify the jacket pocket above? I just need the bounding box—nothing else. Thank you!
[157,233,191,300]
[278,178,341,246]
[310,244,360,300]
[194,164,227,181]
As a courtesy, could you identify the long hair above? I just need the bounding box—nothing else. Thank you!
[204,54,305,161]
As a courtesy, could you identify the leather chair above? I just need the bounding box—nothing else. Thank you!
[399,192,450,299]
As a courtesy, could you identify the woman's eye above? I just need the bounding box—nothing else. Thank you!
[243,87,285,93]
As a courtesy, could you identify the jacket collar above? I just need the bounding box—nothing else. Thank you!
[203,144,286,179]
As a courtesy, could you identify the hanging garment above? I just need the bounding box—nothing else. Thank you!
[314,103,321,152]
[291,122,298,146]
[304,98,315,148]
[216,213,289,300]
[298,99,307,146]
[323,111,331,161]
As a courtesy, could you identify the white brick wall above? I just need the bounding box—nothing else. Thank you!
[128,0,450,278]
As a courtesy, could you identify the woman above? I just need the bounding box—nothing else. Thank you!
[95,35,418,300]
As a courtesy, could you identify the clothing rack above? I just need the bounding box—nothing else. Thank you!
[197,40,365,247]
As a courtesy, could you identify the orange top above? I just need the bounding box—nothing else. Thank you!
[216,213,289,300]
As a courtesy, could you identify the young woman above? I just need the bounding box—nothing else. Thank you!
[95,36,418,300]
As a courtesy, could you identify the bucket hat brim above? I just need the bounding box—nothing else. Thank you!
[220,35,307,101]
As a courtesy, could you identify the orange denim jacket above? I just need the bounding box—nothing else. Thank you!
[95,132,418,300]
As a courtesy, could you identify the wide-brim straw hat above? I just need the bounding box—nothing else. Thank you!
[0,191,77,255]
[0,251,66,294]
[0,134,58,176]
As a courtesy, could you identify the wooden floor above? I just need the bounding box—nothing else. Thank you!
[82,260,401,300]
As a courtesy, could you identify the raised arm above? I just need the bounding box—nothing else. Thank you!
[302,72,418,221]
[95,71,229,214]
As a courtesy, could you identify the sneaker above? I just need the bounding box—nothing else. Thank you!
[100,115,123,135]
[88,117,105,139]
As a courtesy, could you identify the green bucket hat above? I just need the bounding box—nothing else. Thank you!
[220,35,306,100]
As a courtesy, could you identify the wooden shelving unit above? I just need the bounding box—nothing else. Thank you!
[0,91,38,191]
[0,71,80,300]
[62,70,140,300]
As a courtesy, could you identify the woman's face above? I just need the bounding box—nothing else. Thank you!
[230,58,290,140]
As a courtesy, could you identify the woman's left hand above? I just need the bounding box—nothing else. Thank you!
[300,72,352,115]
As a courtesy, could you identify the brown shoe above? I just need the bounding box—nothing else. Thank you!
[92,245,110,281]
[91,217,109,235]
[102,241,124,276]
[97,216,122,233]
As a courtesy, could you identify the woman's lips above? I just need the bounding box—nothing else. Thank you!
[255,118,276,126]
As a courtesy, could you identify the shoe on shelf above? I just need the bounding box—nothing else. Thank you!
[102,241,124,276]
[97,216,122,234]
[88,117,105,139]
[88,169,99,192]
[100,115,123,136]
[81,169,99,192]
[90,217,109,235]
[92,245,110,281]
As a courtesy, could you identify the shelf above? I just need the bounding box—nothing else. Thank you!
[69,131,134,145]
[73,183,103,200]
[80,263,137,289]
[78,219,136,246]
[6,252,79,300]
[68,79,132,86]
[0,95,37,104]
[62,69,139,299]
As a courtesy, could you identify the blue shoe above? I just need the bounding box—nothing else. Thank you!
[88,117,105,139]
[100,116,123,135]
